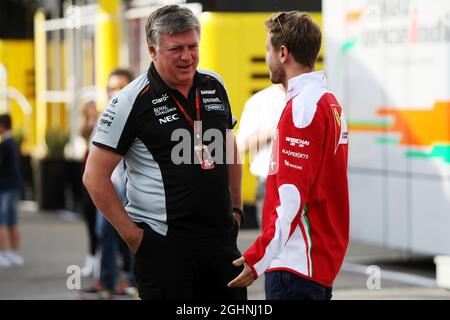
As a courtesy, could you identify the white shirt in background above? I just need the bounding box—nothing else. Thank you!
[237,84,286,178]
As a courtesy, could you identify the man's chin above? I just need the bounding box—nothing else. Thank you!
[270,78,282,85]
[177,72,195,83]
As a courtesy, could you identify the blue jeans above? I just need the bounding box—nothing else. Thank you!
[97,180,136,290]
[265,270,332,300]
[0,190,20,226]
[99,218,136,290]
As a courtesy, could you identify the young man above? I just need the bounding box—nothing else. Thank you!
[228,11,349,300]
[83,5,246,300]
[0,114,24,268]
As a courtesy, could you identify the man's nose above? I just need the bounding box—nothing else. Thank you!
[180,47,191,60]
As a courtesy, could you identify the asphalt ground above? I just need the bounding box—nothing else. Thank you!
[1,202,450,300]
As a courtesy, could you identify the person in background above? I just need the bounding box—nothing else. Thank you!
[81,101,99,142]
[79,100,100,277]
[228,11,349,300]
[0,114,24,268]
[81,68,137,299]
[236,84,286,228]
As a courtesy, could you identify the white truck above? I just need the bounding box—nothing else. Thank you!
[323,0,450,261]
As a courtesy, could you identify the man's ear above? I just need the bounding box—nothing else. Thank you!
[148,43,157,60]
[279,45,289,63]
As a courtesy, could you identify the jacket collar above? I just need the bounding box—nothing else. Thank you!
[287,70,326,101]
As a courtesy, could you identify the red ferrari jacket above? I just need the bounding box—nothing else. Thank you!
[243,71,349,287]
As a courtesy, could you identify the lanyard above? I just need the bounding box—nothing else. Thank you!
[168,87,215,170]
[168,87,201,137]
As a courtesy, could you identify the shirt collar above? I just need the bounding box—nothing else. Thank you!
[286,70,326,101]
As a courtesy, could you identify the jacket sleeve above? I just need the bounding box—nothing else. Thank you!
[243,101,325,278]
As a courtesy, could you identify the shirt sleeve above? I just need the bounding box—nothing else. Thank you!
[242,101,325,277]
[198,69,236,129]
[92,91,137,156]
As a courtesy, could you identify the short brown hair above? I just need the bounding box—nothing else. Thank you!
[0,114,12,130]
[145,5,201,46]
[265,11,322,70]
[109,68,134,83]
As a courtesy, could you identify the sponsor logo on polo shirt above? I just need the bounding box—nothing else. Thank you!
[201,89,216,95]
[108,98,119,108]
[284,160,303,171]
[341,131,348,143]
[102,112,115,121]
[152,93,169,105]
[205,104,225,112]
[282,149,309,159]
[154,105,177,116]
[203,97,221,104]
[285,136,310,148]
[100,118,112,127]
[159,114,179,124]
[332,107,341,127]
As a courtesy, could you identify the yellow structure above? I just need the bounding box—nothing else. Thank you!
[33,9,47,155]
[0,39,35,153]
[3,4,322,205]
[198,12,323,203]
[29,1,121,156]
[96,0,120,106]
